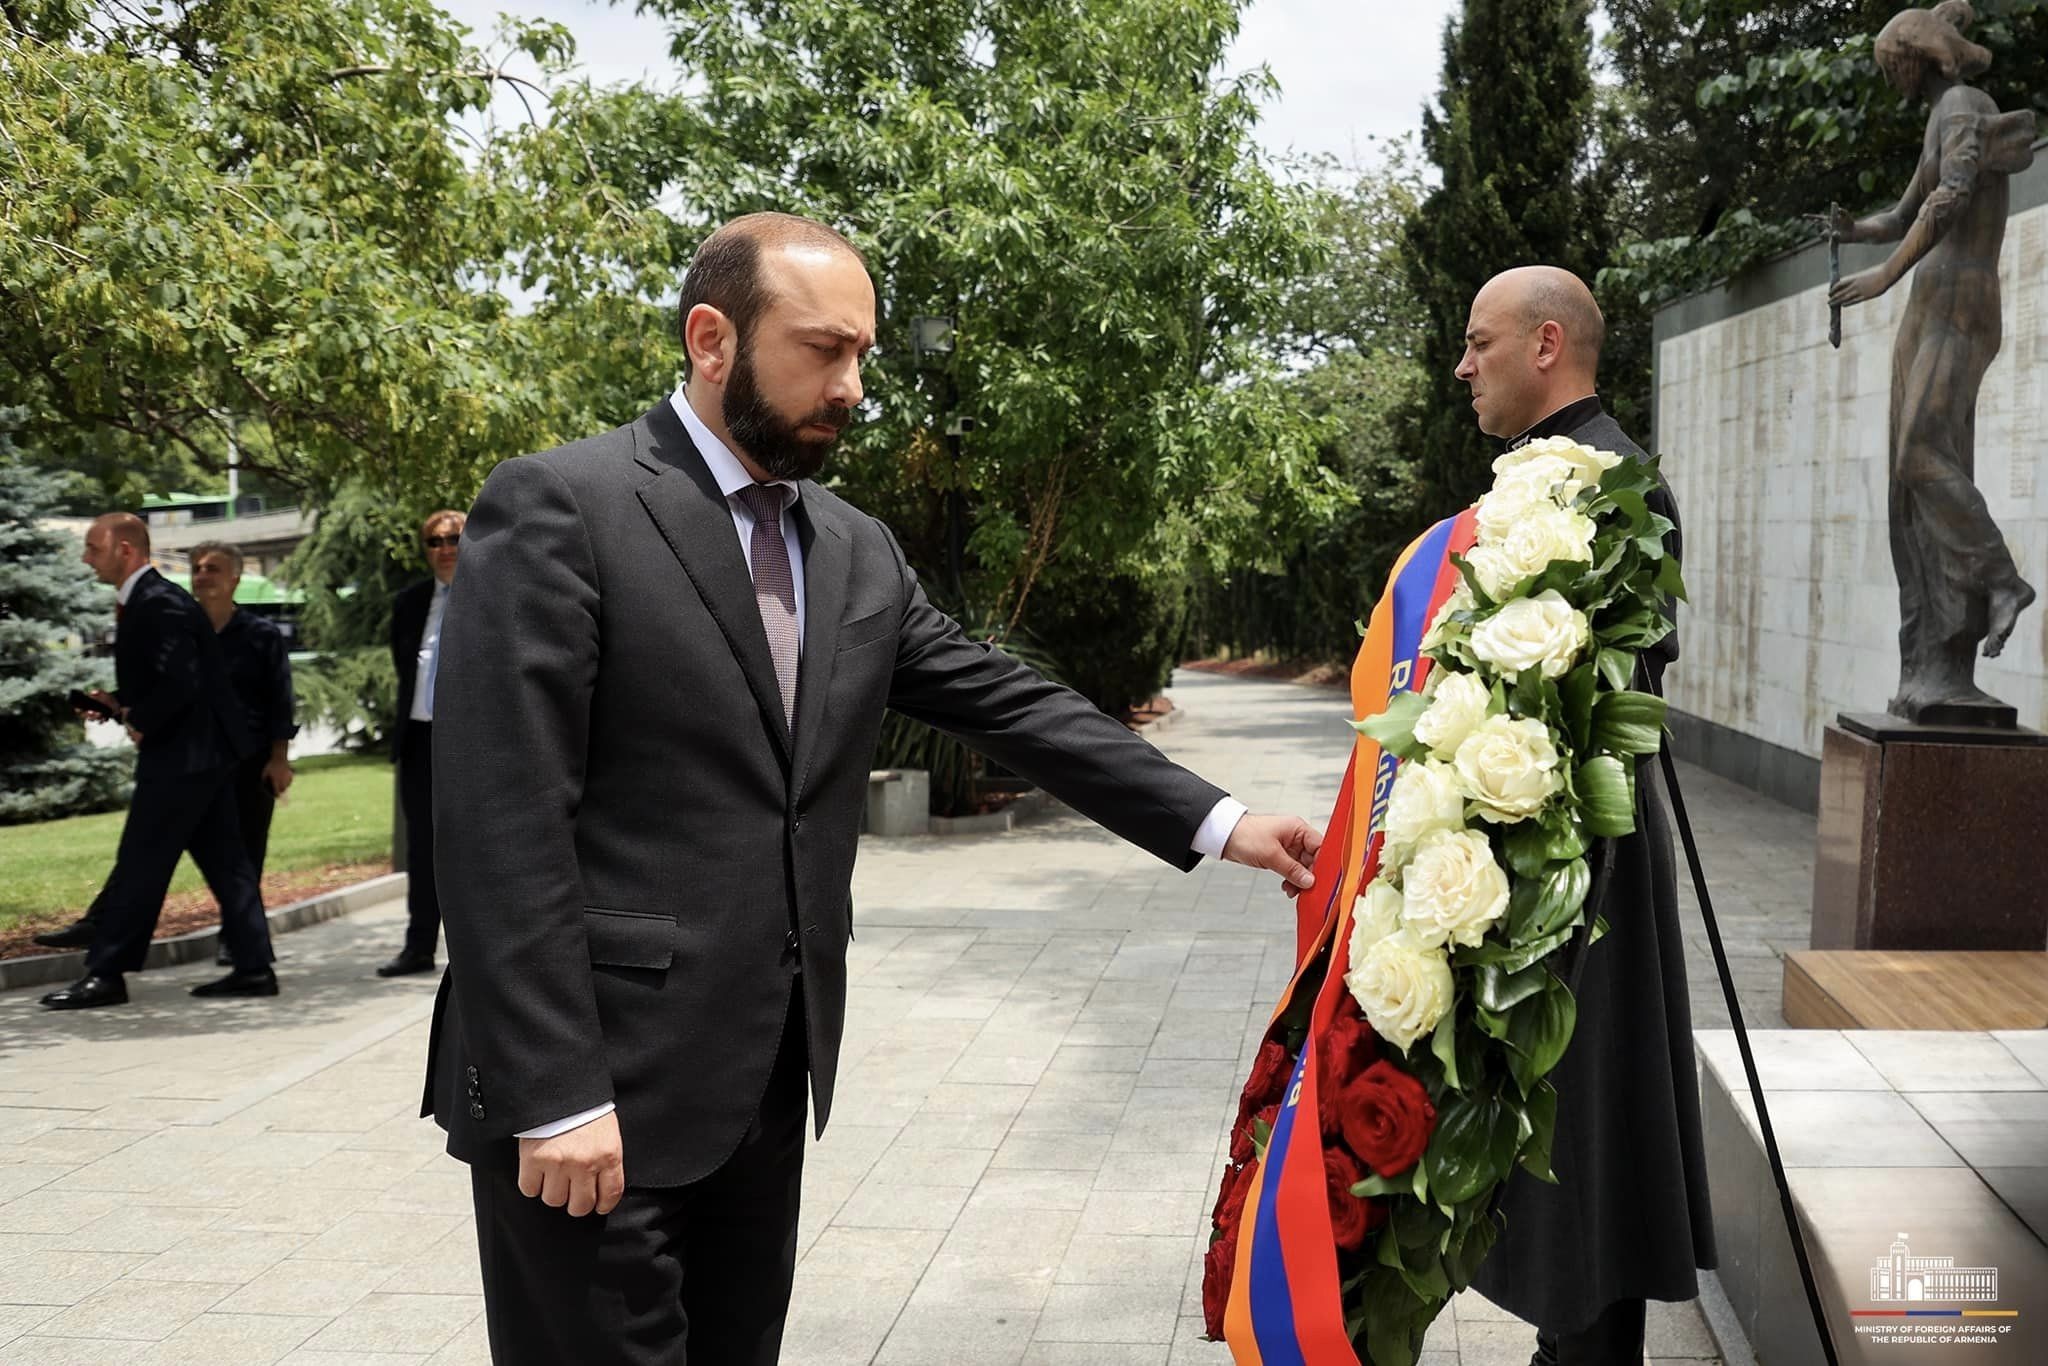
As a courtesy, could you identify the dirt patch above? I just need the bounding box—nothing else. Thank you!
[1182,657,1347,689]
[0,859,393,960]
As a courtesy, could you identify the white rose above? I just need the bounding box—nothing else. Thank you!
[1462,543,1523,600]
[1398,828,1511,948]
[1493,436,1624,491]
[1413,669,1492,760]
[1422,580,1477,649]
[1381,759,1466,866]
[1452,713,1565,824]
[1350,877,1404,948]
[1344,930,1455,1052]
[1468,590,1591,680]
[1475,456,1582,540]
[1479,502,1597,596]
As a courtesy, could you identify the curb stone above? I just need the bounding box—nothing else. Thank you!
[0,871,408,992]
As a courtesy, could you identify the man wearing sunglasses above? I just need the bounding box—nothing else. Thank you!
[380,509,464,978]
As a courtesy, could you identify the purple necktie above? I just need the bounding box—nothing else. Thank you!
[736,484,798,728]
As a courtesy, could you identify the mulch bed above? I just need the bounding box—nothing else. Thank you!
[0,859,393,960]
[1181,657,1348,689]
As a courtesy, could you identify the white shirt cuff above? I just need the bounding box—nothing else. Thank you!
[514,1101,616,1140]
[1190,796,1249,860]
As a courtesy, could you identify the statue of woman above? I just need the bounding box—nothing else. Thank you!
[1827,0,2037,722]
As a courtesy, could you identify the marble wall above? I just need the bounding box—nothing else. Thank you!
[1654,182,2048,761]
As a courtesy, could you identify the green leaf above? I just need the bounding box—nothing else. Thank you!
[1591,689,1667,756]
[1352,689,1431,761]
[1505,856,1591,942]
[1352,1172,1409,1198]
[1558,662,1598,753]
[1505,977,1579,1095]
[1518,1080,1559,1183]
[1442,1208,1501,1287]
[1476,959,1550,1012]
[1502,814,1590,878]
[1595,646,1636,693]
[1655,553,1689,602]
[1424,1091,1518,1206]
[1430,1007,1461,1090]
[1577,754,1636,837]
[1456,922,1577,975]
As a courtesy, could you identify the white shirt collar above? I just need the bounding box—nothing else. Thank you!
[669,386,800,510]
[115,563,150,605]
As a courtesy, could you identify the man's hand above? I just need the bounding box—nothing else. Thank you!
[262,755,294,798]
[516,1110,624,1217]
[1222,812,1323,897]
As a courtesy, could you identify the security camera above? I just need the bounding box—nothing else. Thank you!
[945,415,977,436]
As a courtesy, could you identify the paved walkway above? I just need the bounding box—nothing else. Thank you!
[0,671,1807,1364]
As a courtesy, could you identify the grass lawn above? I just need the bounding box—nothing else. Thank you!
[0,753,393,930]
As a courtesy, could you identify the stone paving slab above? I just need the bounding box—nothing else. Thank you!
[0,671,1789,1363]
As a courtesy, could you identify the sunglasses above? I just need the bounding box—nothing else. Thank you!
[423,535,460,549]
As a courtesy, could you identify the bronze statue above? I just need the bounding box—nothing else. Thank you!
[1825,0,2037,724]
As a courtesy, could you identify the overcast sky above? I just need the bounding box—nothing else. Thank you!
[436,0,1460,174]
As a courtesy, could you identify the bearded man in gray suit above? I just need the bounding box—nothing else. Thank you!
[423,212,1324,1365]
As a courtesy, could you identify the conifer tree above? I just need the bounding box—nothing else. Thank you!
[0,418,130,823]
[1400,0,1614,525]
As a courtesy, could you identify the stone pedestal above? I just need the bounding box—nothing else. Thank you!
[1811,715,2048,950]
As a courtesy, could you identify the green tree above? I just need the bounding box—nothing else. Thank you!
[0,0,677,508]
[1598,0,2048,312]
[1399,0,1614,526]
[0,417,130,823]
[631,0,1342,709]
[1196,150,1430,665]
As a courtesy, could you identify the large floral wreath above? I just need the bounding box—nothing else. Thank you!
[1205,436,1684,1365]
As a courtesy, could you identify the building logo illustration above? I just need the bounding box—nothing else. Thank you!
[1867,1233,1998,1304]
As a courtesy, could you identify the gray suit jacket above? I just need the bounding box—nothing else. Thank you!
[422,400,1225,1186]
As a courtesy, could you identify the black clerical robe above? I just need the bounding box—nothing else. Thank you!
[1468,396,1718,1334]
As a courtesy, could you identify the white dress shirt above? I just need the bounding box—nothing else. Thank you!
[514,389,1247,1141]
[115,563,150,606]
[409,581,450,723]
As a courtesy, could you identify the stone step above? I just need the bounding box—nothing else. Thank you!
[1694,1029,2048,1365]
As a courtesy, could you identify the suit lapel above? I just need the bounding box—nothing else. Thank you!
[631,402,793,763]
[789,492,851,802]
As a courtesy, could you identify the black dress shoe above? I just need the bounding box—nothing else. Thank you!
[376,952,437,978]
[190,968,279,998]
[40,974,128,1010]
[32,919,97,950]
[214,944,235,967]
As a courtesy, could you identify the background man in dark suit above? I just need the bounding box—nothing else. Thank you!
[425,213,1323,1365]
[191,540,296,965]
[40,514,279,1009]
[37,539,297,969]
[379,509,463,978]
[1454,267,1715,1366]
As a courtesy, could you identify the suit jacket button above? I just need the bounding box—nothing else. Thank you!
[469,1101,486,1121]
[466,1066,479,1083]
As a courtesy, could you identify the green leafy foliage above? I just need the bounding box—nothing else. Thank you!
[1398,0,1616,527]
[1597,0,2048,423]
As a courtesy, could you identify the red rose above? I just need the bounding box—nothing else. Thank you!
[1229,1114,1255,1166]
[1239,1039,1292,1118]
[1338,1060,1437,1177]
[1202,1223,1239,1339]
[1316,1010,1381,1137]
[1323,1144,1385,1251]
[1211,1159,1255,1235]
